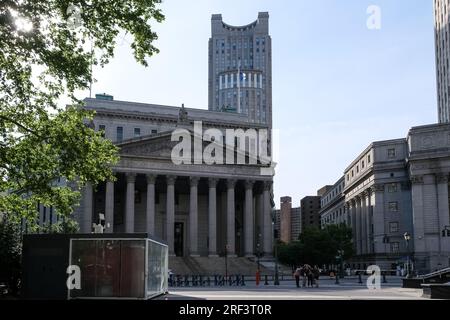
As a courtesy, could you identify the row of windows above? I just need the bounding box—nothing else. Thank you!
[346,154,372,182]
[218,73,264,89]
[97,125,158,142]
[215,38,265,50]
[321,182,345,206]
[345,147,399,183]
[322,207,345,224]
[38,204,57,225]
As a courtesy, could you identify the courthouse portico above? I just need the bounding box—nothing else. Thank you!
[74,97,275,258]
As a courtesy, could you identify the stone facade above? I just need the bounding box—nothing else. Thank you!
[300,196,321,231]
[407,123,450,272]
[320,126,450,273]
[208,12,272,127]
[320,177,348,228]
[274,197,301,243]
[70,96,274,258]
[343,139,413,271]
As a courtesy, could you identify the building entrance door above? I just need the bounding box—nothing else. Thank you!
[174,222,184,257]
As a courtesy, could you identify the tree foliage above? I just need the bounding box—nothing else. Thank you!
[0,218,22,295]
[0,1,164,229]
[277,224,354,267]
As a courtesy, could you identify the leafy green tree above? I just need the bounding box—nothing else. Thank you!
[299,227,336,265]
[0,1,164,229]
[322,223,354,261]
[0,218,22,295]
[277,241,304,268]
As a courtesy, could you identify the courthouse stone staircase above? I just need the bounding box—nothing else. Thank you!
[169,256,277,276]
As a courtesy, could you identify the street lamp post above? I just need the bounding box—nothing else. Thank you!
[338,249,345,279]
[256,236,261,286]
[274,241,280,285]
[225,244,229,279]
[442,226,450,238]
[403,232,412,278]
[272,222,280,285]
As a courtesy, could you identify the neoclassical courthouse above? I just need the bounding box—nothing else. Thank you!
[70,13,275,261]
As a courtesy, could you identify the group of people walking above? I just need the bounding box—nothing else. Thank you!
[293,265,320,288]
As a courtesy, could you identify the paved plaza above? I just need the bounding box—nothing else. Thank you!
[160,277,425,300]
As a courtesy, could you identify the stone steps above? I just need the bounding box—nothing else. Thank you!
[168,256,276,275]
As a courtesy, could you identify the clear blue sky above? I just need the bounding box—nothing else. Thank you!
[80,0,437,208]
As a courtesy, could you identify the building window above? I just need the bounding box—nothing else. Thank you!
[390,242,400,253]
[117,127,123,142]
[388,202,399,212]
[388,148,396,158]
[151,129,158,134]
[134,128,141,138]
[388,183,397,193]
[362,160,365,169]
[368,155,371,163]
[389,222,399,233]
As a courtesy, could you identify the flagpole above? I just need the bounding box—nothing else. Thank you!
[237,59,241,113]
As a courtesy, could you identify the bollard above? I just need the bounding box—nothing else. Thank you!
[184,275,189,287]
[241,275,245,286]
[207,276,211,287]
[199,275,203,287]
[228,275,232,286]
[256,270,260,286]
[358,272,363,284]
[264,275,269,285]
[382,272,387,283]
[335,272,339,284]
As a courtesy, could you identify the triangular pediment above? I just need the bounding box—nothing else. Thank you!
[117,128,270,167]
[118,131,177,159]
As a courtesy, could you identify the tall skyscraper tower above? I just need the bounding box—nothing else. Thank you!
[435,0,450,123]
[208,12,272,127]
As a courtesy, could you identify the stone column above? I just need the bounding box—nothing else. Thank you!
[244,180,254,257]
[166,175,176,256]
[364,190,372,254]
[146,174,156,236]
[355,196,362,255]
[125,173,136,233]
[348,201,356,243]
[436,174,450,254]
[263,181,273,256]
[423,174,439,234]
[105,180,114,233]
[226,179,237,257]
[82,182,93,233]
[189,177,199,256]
[410,176,425,254]
[360,192,367,255]
[208,178,218,257]
[371,184,385,254]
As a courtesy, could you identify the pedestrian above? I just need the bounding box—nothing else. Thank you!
[306,265,314,287]
[293,267,301,288]
[313,265,320,288]
[301,265,307,288]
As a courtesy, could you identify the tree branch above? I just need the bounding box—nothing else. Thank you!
[0,114,41,138]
